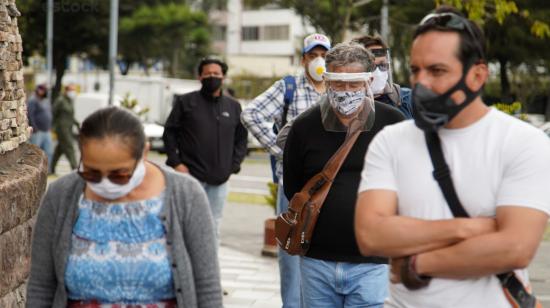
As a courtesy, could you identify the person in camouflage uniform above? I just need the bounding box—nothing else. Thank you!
[51,84,79,174]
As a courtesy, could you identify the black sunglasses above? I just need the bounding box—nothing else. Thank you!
[419,12,484,59]
[77,159,139,185]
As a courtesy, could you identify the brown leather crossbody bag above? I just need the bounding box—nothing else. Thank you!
[275,118,364,256]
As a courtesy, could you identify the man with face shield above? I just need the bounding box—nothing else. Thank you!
[355,6,550,308]
[241,33,330,308]
[283,42,405,308]
[353,35,413,119]
[163,56,248,242]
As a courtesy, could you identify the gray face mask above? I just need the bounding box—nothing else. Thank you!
[87,160,146,200]
[327,88,366,116]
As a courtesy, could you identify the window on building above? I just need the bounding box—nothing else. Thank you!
[263,25,290,40]
[242,26,260,41]
[212,25,226,41]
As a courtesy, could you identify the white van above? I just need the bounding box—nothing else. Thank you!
[73,92,165,152]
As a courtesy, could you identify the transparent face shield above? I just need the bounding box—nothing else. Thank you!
[321,72,376,132]
[369,48,394,96]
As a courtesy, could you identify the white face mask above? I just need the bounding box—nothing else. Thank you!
[307,57,326,82]
[370,67,389,95]
[67,91,78,100]
[87,160,146,200]
[327,88,366,116]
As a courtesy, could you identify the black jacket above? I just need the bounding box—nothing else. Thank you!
[283,101,405,263]
[163,90,248,185]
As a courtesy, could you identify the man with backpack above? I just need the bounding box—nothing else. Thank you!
[241,33,331,308]
[352,35,414,119]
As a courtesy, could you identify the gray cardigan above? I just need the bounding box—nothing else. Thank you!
[26,168,223,308]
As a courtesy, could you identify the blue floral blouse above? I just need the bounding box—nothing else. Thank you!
[65,193,175,304]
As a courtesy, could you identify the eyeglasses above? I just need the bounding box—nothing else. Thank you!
[419,12,484,59]
[77,159,139,185]
[328,80,366,92]
[374,62,390,72]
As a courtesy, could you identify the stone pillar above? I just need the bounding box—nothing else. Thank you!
[0,1,48,307]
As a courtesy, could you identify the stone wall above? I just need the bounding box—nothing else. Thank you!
[0,1,48,307]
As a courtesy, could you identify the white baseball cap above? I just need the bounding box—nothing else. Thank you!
[303,33,331,54]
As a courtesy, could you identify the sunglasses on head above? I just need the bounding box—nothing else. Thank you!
[77,159,139,185]
[419,12,484,59]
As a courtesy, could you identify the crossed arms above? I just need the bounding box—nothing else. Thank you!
[354,189,549,279]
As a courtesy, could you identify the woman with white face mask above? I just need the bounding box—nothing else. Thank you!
[282,42,406,308]
[27,107,222,308]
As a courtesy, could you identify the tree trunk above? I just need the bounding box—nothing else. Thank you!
[499,57,510,98]
[53,53,67,101]
[170,46,179,78]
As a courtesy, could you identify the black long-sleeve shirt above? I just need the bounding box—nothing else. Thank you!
[283,101,405,263]
[163,90,248,185]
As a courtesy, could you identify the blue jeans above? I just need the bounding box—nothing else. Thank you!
[29,131,53,172]
[277,184,302,308]
[200,182,228,242]
[300,256,388,308]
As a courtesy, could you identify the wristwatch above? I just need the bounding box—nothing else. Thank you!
[400,255,432,290]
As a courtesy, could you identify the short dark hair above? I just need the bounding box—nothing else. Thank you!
[79,106,145,160]
[414,6,486,66]
[352,35,388,50]
[197,56,228,76]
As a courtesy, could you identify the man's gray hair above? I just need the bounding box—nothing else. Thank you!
[325,42,375,72]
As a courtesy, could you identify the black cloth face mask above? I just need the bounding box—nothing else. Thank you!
[412,64,482,132]
[201,77,223,94]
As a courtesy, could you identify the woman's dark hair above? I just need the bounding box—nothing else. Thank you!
[414,5,486,66]
[79,106,145,159]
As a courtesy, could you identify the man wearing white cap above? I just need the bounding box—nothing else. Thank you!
[241,33,331,308]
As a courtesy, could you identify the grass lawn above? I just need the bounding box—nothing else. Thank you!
[544,224,550,241]
[227,191,273,207]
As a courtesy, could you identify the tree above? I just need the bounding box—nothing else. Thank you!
[438,0,550,97]
[19,0,110,98]
[119,3,211,78]
[18,0,222,98]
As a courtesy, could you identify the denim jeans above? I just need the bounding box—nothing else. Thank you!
[29,131,53,172]
[277,184,302,308]
[200,182,228,242]
[300,256,388,308]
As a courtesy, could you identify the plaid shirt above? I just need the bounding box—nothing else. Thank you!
[241,74,322,157]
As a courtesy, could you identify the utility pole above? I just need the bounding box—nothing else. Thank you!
[380,0,389,42]
[108,0,119,106]
[46,0,53,102]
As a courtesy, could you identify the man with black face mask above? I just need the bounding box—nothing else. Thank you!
[354,6,550,308]
[163,56,248,242]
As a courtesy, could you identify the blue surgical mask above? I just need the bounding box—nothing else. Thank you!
[87,160,146,200]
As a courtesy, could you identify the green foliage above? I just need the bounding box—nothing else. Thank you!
[264,182,278,211]
[119,93,150,120]
[119,3,211,78]
[492,102,528,120]
[230,73,282,100]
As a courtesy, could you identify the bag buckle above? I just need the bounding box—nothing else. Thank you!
[432,165,450,181]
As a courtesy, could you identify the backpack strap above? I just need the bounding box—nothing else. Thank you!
[281,75,296,128]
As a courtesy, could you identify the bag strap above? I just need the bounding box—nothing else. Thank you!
[424,131,469,218]
[301,117,365,196]
[423,131,529,293]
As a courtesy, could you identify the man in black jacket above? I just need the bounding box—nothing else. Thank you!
[163,57,248,239]
[284,42,405,307]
